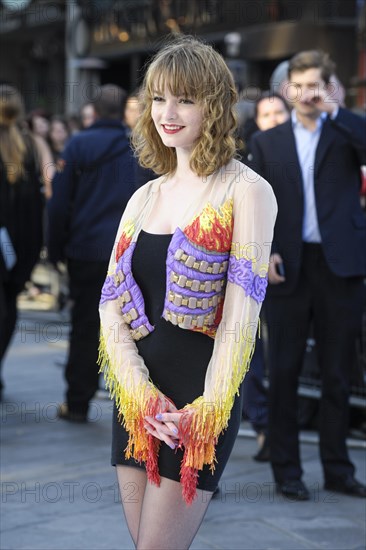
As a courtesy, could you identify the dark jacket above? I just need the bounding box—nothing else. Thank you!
[250,107,366,295]
[48,119,139,263]
[0,135,43,287]
[238,117,259,163]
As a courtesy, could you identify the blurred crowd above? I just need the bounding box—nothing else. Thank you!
[3,93,141,203]
[0,84,140,388]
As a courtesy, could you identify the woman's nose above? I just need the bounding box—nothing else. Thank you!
[164,101,178,120]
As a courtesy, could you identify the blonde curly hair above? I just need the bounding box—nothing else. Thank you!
[132,36,238,177]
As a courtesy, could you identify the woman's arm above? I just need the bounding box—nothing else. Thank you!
[98,187,177,480]
[174,175,277,502]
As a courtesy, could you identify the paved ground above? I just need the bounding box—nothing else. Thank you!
[1,311,365,550]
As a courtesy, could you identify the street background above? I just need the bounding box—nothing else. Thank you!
[1,308,365,550]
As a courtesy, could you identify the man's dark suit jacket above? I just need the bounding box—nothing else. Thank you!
[250,108,366,296]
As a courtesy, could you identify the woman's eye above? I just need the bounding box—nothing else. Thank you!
[180,98,194,104]
[153,96,164,102]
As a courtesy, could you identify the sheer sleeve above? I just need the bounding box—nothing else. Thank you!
[98,186,167,483]
[178,177,277,502]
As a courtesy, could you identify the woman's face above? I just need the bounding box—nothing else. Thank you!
[81,104,96,128]
[49,121,68,145]
[255,97,289,131]
[151,86,203,151]
[32,116,49,138]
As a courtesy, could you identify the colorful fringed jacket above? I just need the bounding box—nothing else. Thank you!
[99,159,277,503]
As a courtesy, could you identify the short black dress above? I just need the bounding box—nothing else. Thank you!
[111,230,243,491]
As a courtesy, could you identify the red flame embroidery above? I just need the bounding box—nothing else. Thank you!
[184,199,233,252]
[115,221,134,262]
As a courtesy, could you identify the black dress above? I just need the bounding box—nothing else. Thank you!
[111,230,243,491]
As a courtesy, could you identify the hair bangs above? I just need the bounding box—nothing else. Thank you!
[146,50,206,102]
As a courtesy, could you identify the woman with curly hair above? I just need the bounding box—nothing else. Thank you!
[99,36,277,549]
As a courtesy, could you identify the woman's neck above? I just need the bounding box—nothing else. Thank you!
[172,147,204,187]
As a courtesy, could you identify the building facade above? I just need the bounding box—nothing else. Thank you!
[0,0,364,115]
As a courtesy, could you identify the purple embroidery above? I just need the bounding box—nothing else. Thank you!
[169,229,228,282]
[100,242,154,335]
[252,274,268,303]
[228,256,268,304]
[164,229,229,319]
[167,302,216,316]
[102,227,251,339]
[100,275,119,304]
[227,256,254,293]
[170,283,216,299]
[171,228,229,262]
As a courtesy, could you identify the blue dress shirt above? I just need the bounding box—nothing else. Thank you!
[292,110,327,242]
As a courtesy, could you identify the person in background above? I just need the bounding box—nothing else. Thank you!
[124,90,157,188]
[66,114,82,136]
[47,115,70,163]
[48,84,139,423]
[31,133,54,199]
[243,91,291,164]
[27,108,50,140]
[80,102,96,129]
[251,50,366,500]
[242,91,290,462]
[255,91,291,131]
[269,60,290,101]
[329,74,346,108]
[26,108,54,198]
[243,62,291,173]
[123,92,141,135]
[0,85,44,400]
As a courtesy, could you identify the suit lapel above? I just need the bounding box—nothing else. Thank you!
[314,117,336,177]
[279,121,303,196]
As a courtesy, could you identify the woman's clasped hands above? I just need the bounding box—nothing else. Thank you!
[144,395,184,449]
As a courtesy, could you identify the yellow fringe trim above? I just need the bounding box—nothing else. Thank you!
[180,325,256,472]
[97,330,159,462]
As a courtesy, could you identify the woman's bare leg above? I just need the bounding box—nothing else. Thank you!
[116,465,147,546]
[136,476,213,550]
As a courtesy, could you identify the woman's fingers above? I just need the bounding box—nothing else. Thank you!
[144,415,178,449]
[143,421,156,436]
[155,412,182,438]
[144,394,181,448]
[149,417,178,440]
[143,410,184,449]
[155,412,182,423]
[165,421,179,436]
